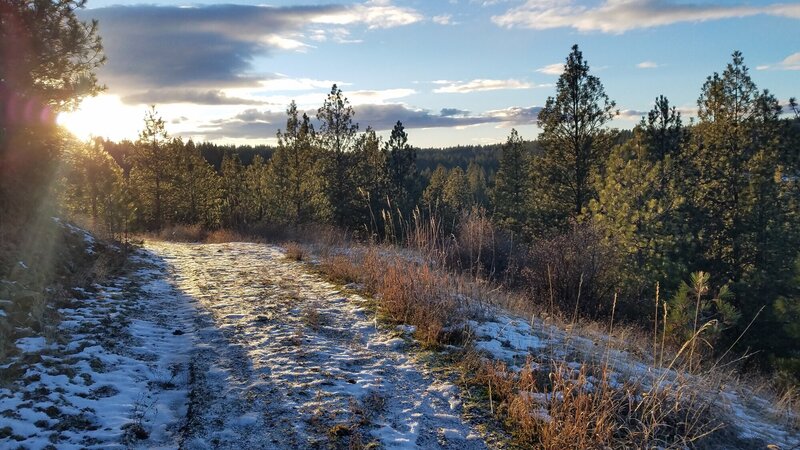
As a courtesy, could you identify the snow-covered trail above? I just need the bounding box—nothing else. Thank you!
[150,241,487,449]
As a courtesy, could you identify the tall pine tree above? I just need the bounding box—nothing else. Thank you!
[317,84,358,226]
[533,45,617,235]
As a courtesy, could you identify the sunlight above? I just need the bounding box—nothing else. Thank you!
[57,94,145,141]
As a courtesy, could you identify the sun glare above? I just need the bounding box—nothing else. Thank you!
[57,95,144,142]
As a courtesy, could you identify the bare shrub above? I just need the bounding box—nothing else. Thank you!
[524,222,621,320]
[302,303,323,331]
[450,207,521,282]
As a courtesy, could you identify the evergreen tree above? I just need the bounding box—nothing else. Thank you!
[317,84,358,226]
[169,139,220,228]
[466,161,488,207]
[423,165,449,212]
[351,127,389,235]
[268,102,326,224]
[442,167,470,230]
[591,96,692,297]
[129,106,171,230]
[533,45,617,234]
[243,154,269,223]
[492,129,531,235]
[220,152,246,228]
[61,137,126,235]
[385,121,417,218]
[692,51,797,367]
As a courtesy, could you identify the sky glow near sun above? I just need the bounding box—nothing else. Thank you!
[58,0,800,147]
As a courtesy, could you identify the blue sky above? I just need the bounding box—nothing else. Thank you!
[58,0,800,147]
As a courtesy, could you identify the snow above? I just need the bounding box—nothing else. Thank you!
[2,239,794,449]
[0,249,194,448]
[1,241,488,448]
[464,301,799,448]
[15,336,50,353]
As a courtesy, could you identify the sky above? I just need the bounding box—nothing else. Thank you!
[58,0,800,148]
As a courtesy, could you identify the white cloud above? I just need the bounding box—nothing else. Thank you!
[261,35,311,52]
[347,88,417,105]
[433,14,455,25]
[636,61,659,69]
[255,76,347,92]
[756,52,800,71]
[492,0,800,34]
[307,28,363,44]
[311,0,423,29]
[433,78,533,93]
[536,63,563,75]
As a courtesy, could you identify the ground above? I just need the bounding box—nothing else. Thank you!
[1,240,796,449]
[1,242,486,449]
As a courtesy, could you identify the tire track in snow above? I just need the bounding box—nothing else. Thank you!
[149,241,487,449]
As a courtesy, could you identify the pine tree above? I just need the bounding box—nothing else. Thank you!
[423,165,449,212]
[317,84,358,226]
[466,161,488,207]
[268,102,326,224]
[591,96,692,297]
[169,139,220,227]
[129,106,172,230]
[533,45,617,234]
[692,51,797,367]
[666,272,739,371]
[61,137,126,236]
[385,121,417,218]
[492,129,531,235]
[351,127,389,235]
[243,155,269,223]
[220,152,246,228]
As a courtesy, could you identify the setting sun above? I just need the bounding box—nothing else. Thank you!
[57,95,144,141]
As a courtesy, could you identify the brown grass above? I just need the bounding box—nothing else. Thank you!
[319,254,362,285]
[302,303,323,331]
[284,242,305,261]
[204,229,246,243]
[463,355,718,449]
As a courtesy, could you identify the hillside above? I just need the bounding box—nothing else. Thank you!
[1,238,796,449]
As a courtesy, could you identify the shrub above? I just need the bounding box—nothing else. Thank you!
[524,223,621,320]
[284,242,305,261]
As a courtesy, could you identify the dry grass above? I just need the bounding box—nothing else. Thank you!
[462,354,718,449]
[284,242,305,261]
[204,229,246,243]
[154,224,207,242]
[302,303,324,331]
[319,254,362,285]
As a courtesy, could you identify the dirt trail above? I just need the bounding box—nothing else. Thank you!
[149,241,487,449]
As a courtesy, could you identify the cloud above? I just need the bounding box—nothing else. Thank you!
[536,63,564,75]
[347,89,417,104]
[309,0,423,29]
[433,78,533,93]
[191,103,543,140]
[122,89,270,106]
[636,61,659,69]
[307,27,363,44]
[433,14,456,25]
[756,52,800,71]
[82,2,421,98]
[440,108,470,116]
[492,0,800,33]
